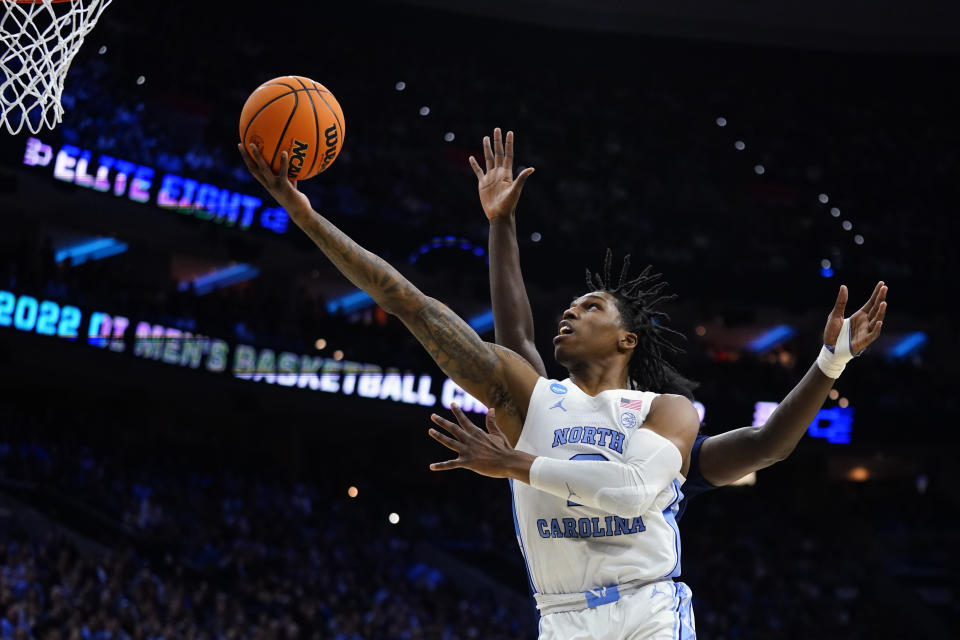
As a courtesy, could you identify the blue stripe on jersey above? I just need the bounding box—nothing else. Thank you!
[662,479,683,578]
[509,479,539,596]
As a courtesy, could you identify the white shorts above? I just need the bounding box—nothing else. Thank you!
[537,581,695,640]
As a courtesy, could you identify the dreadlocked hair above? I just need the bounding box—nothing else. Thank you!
[585,249,699,400]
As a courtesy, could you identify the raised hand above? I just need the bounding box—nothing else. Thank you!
[238,143,311,215]
[469,128,536,221]
[428,405,532,479]
[824,281,888,355]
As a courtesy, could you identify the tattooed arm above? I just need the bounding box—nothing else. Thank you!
[238,144,539,443]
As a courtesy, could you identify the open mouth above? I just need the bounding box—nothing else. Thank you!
[554,321,575,342]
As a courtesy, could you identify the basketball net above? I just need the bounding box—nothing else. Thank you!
[1,0,113,135]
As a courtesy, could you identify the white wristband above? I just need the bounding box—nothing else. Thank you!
[816,317,861,379]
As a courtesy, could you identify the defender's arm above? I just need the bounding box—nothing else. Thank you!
[489,217,547,376]
[470,128,546,376]
[699,282,887,486]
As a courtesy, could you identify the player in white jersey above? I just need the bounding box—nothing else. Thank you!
[424,128,887,639]
[240,131,885,640]
[240,138,703,639]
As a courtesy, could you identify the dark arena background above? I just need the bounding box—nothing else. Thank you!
[1,1,958,638]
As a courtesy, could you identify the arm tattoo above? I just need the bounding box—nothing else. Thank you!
[410,301,517,417]
[411,300,496,383]
[291,207,516,413]
[296,209,422,318]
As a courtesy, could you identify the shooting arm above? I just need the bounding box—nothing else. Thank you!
[239,143,539,441]
[698,361,834,486]
[289,204,537,439]
[489,216,548,376]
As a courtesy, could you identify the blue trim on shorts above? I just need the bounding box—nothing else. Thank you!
[585,585,620,608]
[674,582,683,640]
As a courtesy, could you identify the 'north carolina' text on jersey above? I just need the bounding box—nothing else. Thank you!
[511,378,685,601]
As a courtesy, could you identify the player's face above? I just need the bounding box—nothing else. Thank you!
[553,291,635,367]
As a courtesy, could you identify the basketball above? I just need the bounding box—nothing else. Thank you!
[238,75,345,181]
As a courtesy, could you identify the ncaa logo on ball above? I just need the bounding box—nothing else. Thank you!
[620,412,638,429]
[288,139,309,178]
[550,383,568,395]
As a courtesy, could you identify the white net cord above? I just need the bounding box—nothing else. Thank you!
[1,0,114,135]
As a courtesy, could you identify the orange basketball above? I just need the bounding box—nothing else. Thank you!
[239,75,345,181]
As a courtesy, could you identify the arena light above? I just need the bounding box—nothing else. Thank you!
[692,401,705,423]
[746,325,796,353]
[54,237,128,266]
[753,401,853,444]
[326,289,375,314]
[888,332,927,359]
[408,236,485,265]
[468,309,495,334]
[178,263,260,296]
[847,466,870,482]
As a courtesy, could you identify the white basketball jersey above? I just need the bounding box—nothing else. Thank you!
[511,377,685,605]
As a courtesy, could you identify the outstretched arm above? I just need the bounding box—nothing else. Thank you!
[469,128,546,376]
[698,282,888,486]
[239,144,539,442]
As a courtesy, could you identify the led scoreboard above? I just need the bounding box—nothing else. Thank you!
[21,137,290,235]
[0,288,855,441]
[0,291,81,338]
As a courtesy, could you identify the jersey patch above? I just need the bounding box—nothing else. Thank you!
[550,382,569,394]
[619,411,638,429]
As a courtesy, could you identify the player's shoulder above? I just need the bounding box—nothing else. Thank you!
[650,394,700,423]
[646,394,701,447]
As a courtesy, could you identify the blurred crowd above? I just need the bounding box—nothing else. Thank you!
[1,394,956,639]
[1,406,533,640]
